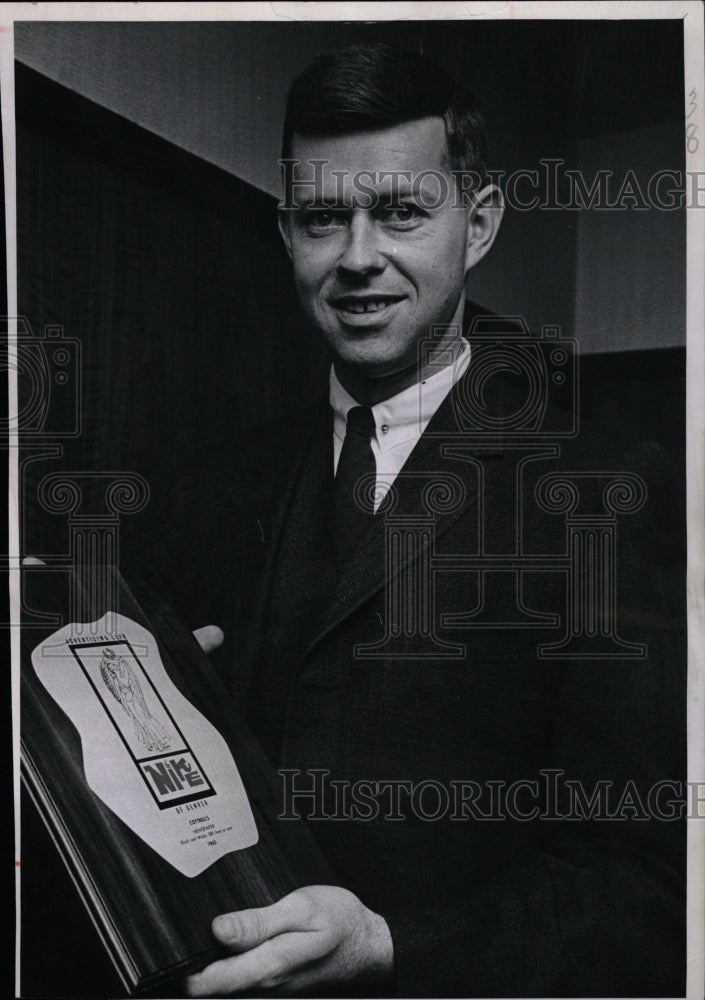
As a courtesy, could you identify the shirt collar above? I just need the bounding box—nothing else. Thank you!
[329,338,472,452]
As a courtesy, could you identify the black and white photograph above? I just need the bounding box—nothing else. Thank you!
[5,3,705,998]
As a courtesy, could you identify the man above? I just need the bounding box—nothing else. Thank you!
[165,44,685,997]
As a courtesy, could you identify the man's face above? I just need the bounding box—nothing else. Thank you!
[280,118,474,378]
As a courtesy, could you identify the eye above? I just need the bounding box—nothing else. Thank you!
[302,208,347,232]
[380,203,423,226]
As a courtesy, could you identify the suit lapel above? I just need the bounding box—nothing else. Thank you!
[235,399,332,694]
[242,352,521,669]
[304,373,495,657]
[265,409,336,654]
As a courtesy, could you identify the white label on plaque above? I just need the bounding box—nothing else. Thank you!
[31,613,259,877]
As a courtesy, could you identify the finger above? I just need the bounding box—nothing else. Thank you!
[186,931,328,997]
[212,891,314,954]
[192,625,224,654]
[22,556,47,566]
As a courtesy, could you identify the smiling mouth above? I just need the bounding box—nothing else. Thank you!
[330,295,405,315]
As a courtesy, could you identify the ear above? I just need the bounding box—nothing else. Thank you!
[464,184,504,272]
[278,209,293,259]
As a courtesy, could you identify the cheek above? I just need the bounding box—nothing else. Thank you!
[432,243,469,295]
[292,268,327,311]
[290,237,342,289]
[412,253,465,301]
[428,215,470,274]
[403,226,467,282]
[290,247,322,290]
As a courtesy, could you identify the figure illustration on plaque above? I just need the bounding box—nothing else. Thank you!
[99,646,172,753]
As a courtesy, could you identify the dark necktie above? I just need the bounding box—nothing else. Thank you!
[330,406,376,568]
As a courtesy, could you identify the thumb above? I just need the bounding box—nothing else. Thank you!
[211,894,303,953]
[192,625,224,654]
[212,908,276,953]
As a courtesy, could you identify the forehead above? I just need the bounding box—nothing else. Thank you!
[288,117,450,199]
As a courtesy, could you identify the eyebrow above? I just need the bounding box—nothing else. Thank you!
[286,180,444,216]
[293,196,343,209]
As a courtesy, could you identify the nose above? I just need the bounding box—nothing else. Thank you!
[337,212,386,277]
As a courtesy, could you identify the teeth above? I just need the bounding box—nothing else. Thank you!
[339,300,395,314]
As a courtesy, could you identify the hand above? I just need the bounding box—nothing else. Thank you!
[185,884,394,997]
[193,625,224,654]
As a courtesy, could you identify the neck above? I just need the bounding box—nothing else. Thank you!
[334,303,467,407]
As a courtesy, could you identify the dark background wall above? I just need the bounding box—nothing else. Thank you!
[17,60,328,570]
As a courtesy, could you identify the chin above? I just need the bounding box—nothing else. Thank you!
[343,349,415,378]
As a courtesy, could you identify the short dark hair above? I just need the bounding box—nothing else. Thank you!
[281,42,489,183]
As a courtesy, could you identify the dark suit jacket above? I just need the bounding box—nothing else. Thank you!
[151,334,686,998]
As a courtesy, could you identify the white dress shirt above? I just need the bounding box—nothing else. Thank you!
[330,339,472,511]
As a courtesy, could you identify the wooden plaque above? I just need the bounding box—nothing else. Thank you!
[20,565,334,996]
